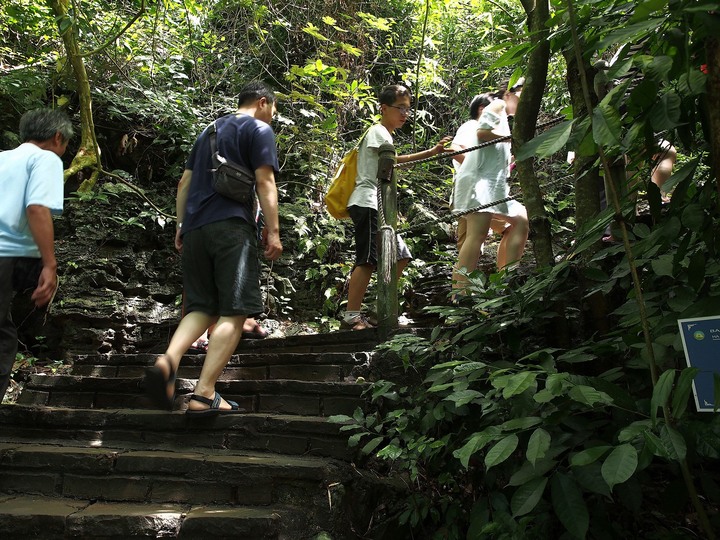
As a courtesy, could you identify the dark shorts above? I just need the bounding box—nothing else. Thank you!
[182,218,263,317]
[348,205,412,267]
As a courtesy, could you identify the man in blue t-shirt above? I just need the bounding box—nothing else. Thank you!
[0,109,73,401]
[145,82,283,415]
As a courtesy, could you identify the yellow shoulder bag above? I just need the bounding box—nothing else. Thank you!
[325,129,369,219]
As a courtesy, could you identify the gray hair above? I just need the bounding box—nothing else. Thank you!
[19,109,74,143]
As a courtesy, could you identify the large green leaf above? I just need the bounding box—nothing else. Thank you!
[454,428,501,469]
[597,18,667,50]
[503,372,538,398]
[511,476,547,517]
[660,424,687,461]
[443,389,482,407]
[568,385,613,406]
[552,473,589,539]
[601,444,638,490]
[570,446,612,467]
[672,367,700,419]
[526,428,551,466]
[650,369,675,426]
[592,104,622,148]
[515,120,573,161]
[485,434,519,470]
[649,91,682,131]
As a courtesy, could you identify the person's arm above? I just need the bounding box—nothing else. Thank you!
[175,169,192,251]
[254,165,283,261]
[26,204,57,307]
[476,100,509,142]
[396,136,454,164]
[451,144,467,165]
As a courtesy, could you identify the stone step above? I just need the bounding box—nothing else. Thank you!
[234,327,380,354]
[0,442,349,507]
[18,375,367,416]
[69,351,374,383]
[0,405,356,460]
[0,494,306,539]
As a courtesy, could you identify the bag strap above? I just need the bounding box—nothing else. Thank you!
[208,121,222,168]
[354,126,372,150]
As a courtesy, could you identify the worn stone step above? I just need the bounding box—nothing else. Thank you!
[0,442,349,507]
[18,375,367,416]
[235,327,380,354]
[0,494,305,539]
[69,351,374,383]
[0,405,356,460]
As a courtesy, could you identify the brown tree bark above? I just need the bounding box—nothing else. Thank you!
[47,0,101,191]
[514,0,553,268]
[707,37,720,200]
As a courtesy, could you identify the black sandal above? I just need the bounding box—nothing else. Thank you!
[145,355,177,410]
[185,392,244,416]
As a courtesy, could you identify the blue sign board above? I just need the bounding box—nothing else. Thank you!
[678,315,720,413]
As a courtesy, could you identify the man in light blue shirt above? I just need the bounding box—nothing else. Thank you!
[0,108,72,401]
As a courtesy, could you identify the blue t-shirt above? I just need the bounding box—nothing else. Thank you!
[182,113,279,234]
[0,143,64,258]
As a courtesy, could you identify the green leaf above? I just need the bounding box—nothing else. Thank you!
[570,446,612,467]
[515,120,573,161]
[672,367,700,419]
[601,444,638,491]
[592,103,622,148]
[649,91,682,131]
[660,425,687,461]
[361,436,384,455]
[327,414,353,424]
[508,458,557,486]
[651,254,674,277]
[597,19,666,51]
[503,372,538,398]
[501,417,543,431]
[511,476,547,517]
[526,428,551,466]
[454,428,501,469]
[651,370,675,426]
[377,443,403,460]
[618,420,653,443]
[443,389,482,406]
[552,473,589,539]
[485,434,519,470]
[568,385,613,406]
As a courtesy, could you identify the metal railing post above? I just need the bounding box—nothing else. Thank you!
[376,142,398,339]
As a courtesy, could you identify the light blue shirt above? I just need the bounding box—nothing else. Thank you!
[0,143,64,258]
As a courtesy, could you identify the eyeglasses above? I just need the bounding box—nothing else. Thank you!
[388,105,413,115]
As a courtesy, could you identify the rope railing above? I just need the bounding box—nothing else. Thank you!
[398,174,574,234]
[393,116,566,168]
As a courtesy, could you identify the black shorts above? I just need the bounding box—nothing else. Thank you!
[182,218,263,317]
[348,205,412,267]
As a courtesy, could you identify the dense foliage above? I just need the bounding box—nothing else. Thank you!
[2,0,719,537]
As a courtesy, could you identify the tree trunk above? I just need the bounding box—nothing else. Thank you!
[706,37,720,199]
[564,51,611,336]
[47,0,101,191]
[515,0,552,268]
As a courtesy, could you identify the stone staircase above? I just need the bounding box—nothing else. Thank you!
[0,330,384,539]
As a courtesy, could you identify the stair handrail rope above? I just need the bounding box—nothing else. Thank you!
[393,116,566,169]
[398,174,575,235]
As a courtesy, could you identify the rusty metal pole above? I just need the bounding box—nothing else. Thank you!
[376,142,398,340]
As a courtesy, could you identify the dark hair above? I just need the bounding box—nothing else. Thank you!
[469,93,494,119]
[379,84,411,106]
[19,109,73,143]
[237,81,276,107]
